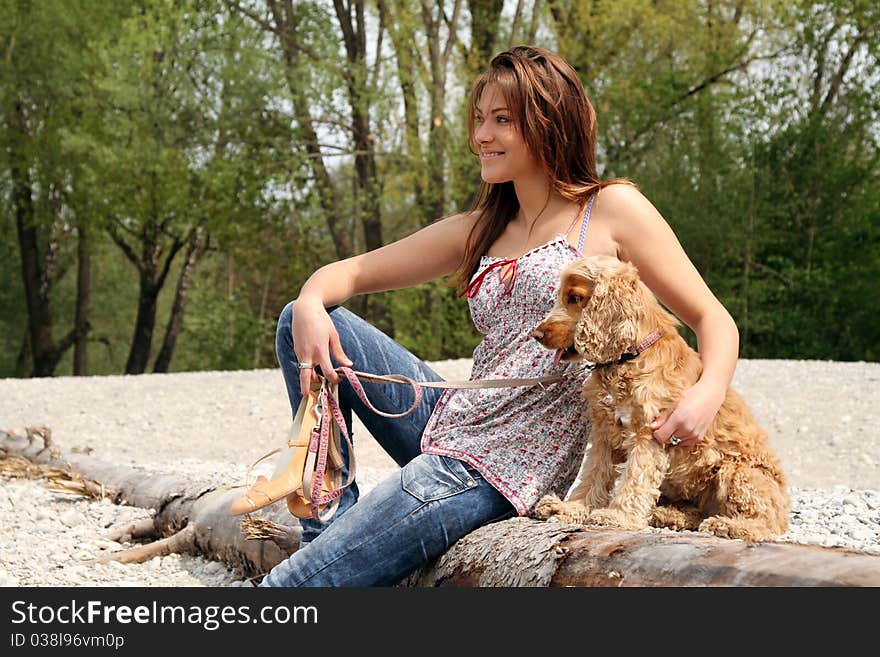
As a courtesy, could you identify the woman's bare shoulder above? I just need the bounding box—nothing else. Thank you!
[440,209,483,229]
[597,181,651,213]
[427,209,483,249]
[598,182,668,233]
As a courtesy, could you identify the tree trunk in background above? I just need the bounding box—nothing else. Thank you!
[248,0,353,262]
[73,223,91,376]
[467,0,503,73]
[125,275,161,375]
[14,329,31,378]
[332,0,392,335]
[421,0,463,223]
[12,163,53,376]
[383,0,428,223]
[153,224,209,373]
[414,1,464,342]
[9,100,82,377]
[112,217,185,375]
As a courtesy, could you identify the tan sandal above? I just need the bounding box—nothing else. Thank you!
[228,388,319,516]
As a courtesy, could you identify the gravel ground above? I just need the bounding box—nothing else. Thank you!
[0,358,878,586]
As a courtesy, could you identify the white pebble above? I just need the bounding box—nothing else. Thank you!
[59,510,80,528]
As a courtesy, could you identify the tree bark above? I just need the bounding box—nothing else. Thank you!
[4,429,879,587]
[406,517,880,587]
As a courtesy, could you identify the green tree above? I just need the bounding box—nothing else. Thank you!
[0,1,127,376]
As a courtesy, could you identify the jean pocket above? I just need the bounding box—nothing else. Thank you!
[402,454,477,503]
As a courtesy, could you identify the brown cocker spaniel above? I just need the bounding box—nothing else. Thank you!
[532,255,790,541]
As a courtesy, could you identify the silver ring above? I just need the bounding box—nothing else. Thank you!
[669,436,682,446]
[296,362,314,370]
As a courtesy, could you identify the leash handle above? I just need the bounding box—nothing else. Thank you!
[300,379,357,522]
[338,367,424,418]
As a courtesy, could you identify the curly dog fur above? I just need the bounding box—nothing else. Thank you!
[531,255,790,541]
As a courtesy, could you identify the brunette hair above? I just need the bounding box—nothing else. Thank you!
[452,45,631,290]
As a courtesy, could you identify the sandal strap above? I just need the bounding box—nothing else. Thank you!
[301,381,356,522]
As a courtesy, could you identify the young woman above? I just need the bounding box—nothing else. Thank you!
[260,45,739,587]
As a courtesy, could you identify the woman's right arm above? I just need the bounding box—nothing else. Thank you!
[293,211,479,390]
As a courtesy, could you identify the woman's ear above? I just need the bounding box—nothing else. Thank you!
[574,271,640,363]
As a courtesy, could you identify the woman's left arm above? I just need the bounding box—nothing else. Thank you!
[603,184,740,446]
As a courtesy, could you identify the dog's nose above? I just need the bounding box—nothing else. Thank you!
[531,328,544,341]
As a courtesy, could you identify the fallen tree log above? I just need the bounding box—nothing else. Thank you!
[3,429,879,586]
[1,429,299,579]
[405,516,880,586]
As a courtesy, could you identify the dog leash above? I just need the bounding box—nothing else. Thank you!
[296,364,592,517]
[331,329,662,417]
[297,365,581,520]
[333,364,593,419]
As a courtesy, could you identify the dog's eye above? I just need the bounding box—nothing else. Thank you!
[566,293,583,305]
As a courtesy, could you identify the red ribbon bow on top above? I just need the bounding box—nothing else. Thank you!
[461,258,518,299]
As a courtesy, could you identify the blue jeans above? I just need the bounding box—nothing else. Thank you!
[260,302,515,587]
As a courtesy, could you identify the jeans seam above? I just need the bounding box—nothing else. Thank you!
[402,483,471,505]
[401,456,472,503]
[292,497,431,586]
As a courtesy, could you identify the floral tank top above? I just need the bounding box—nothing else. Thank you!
[420,196,596,515]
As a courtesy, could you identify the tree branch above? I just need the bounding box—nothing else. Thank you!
[819,23,870,116]
[156,236,186,290]
[107,220,142,268]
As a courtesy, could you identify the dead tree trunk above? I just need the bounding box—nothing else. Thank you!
[405,516,880,587]
[3,429,879,587]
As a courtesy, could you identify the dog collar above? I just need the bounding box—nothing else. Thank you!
[592,330,663,370]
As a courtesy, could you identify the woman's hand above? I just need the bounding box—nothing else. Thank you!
[650,381,726,447]
[292,297,353,393]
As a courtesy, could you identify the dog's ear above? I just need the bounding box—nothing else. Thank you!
[574,268,640,363]
[561,273,593,309]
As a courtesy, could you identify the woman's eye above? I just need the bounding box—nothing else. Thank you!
[496,116,510,123]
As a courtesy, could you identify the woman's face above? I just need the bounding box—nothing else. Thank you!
[473,83,542,184]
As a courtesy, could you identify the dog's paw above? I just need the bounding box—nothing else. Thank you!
[533,494,565,520]
[698,515,772,541]
[698,516,735,538]
[550,508,591,525]
[651,505,703,531]
[587,508,648,531]
[533,496,591,524]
